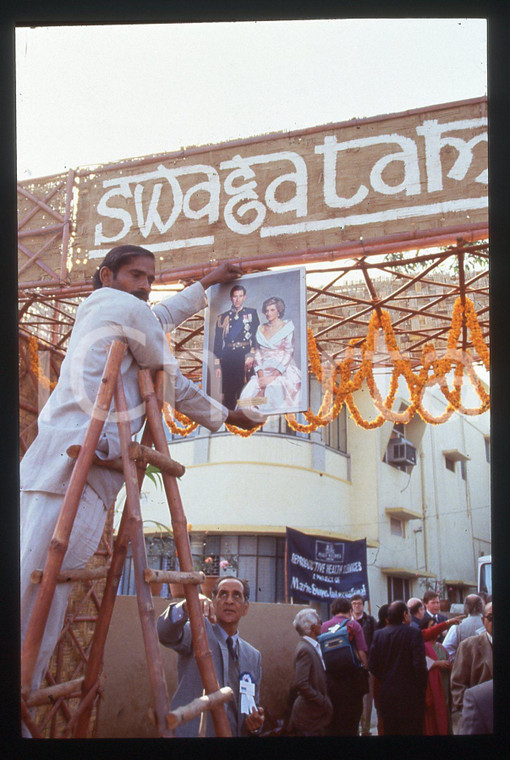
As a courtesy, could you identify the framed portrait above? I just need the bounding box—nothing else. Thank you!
[203,267,308,416]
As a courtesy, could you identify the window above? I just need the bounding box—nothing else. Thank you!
[204,534,286,602]
[118,534,176,596]
[390,517,404,537]
[321,404,347,453]
[445,455,456,472]
[387,576,410,603]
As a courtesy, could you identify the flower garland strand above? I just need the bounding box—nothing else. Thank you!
[27,336,57,390]
[26,298,488,435]
[162,404,199,437]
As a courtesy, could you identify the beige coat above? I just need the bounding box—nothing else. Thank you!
[451,631,493,714]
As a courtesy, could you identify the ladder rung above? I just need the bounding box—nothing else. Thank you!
[166,687,233,730]
[31,566,110,584]
[26,677,85,707]
[66,445,124,472]
[128,442,185,478]
[144,569,205,585]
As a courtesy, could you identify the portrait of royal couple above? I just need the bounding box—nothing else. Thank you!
[206,269,307,416]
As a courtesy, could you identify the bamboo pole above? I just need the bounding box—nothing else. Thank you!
[66,445,125,472]
[128,441,186,477]
[166,687,233,730]
[30,567,110,584]
[110,371,173,737]
[63,675,105,738]
[21,701,44,739]
[26,677,85,707]
[139,369,232,738]
[72,420,155,738]
[144,569,204,585]
[20,340,127,699]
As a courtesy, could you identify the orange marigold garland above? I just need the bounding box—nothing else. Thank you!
[225,421,264,437]
[149,296,490,437]
[27,336,57,391]
[162,404,199,436]
[307,328,323,382]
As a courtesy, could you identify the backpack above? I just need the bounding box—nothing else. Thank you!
[318,618,362,675]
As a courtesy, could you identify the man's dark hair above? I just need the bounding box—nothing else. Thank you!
[331,596,352,615]
[92,245,155,289]
[230,284,246,297]
[350,594,365,603]
[422,590,440,605]
[211,575,250,601]
[409,600,423,616]
[387,600,408,625]
[377,603,390,629]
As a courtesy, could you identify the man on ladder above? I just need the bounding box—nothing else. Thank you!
[20,245,261,734]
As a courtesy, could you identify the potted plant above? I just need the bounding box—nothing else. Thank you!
[196,553,240,598]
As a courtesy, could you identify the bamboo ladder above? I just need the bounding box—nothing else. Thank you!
[20,340,233,738]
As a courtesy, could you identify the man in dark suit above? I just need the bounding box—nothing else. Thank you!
[157,576,264,737]
[288,609,333,736]
[213,284,260,409]
[368,600,428,735]
[422,590,448,641]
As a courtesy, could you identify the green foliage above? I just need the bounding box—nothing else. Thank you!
[144,463,163,489]
[384,241,488,277]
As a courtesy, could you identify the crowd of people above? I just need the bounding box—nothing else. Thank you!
[288,591,492,737]
[157,581,493,737]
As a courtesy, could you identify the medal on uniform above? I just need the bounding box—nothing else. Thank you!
[239,672,257,714]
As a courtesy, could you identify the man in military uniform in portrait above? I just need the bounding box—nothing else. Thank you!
[213,284,260,410]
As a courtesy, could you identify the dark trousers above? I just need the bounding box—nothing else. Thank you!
[381,712,424,735]
[220,353,247,410]
[325,673,364,736]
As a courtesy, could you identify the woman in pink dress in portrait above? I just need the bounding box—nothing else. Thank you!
[237,296,301,414]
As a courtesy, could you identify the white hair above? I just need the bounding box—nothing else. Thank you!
[293,608,320,636]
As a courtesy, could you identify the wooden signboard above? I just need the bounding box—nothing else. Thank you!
[19,97,488,285]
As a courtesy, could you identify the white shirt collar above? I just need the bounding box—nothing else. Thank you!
[218,627,239,647]
[303,635,326,669]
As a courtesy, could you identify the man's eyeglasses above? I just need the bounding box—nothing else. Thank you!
[484,614,493,622]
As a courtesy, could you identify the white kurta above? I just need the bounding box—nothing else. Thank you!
[237,320,302,413]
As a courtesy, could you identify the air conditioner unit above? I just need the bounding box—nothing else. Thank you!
[387,438,417,466]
